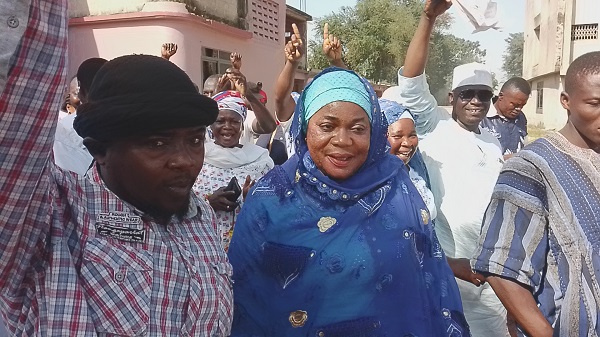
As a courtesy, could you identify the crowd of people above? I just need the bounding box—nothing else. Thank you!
[1,0,599,336]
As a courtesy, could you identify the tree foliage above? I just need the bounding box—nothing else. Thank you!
[307,0,486,104]
[502,32,524,78]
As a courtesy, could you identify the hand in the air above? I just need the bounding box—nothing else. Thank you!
[242,175,256,200]
[322,23,342,63]
[230,52,242,70]
[284,23,304,63]
[227,69,248,97]
[424,0,452,19]
[161,43,178,60]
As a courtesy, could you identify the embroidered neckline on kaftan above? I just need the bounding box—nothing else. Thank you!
[295,169,363,202]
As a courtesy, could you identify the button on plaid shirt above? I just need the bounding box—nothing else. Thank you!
[0,0,233,335]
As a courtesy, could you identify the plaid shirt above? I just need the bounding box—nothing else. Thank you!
[0,1,233,335]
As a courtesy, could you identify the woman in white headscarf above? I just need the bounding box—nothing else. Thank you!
[193,90,274,251]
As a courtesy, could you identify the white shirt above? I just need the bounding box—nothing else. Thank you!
[278,117,295,158]
[383,69,509,337]
[53,114,93,175]
[240,110,257,144]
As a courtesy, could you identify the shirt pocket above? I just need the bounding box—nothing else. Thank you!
[81,238,153,336]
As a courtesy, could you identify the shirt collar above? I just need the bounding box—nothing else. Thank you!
[486,103,502,118]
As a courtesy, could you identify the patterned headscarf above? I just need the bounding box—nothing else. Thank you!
[212,90,248,121]
[302,70,372,129]
[379,98,414,125]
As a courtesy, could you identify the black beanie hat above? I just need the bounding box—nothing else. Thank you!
[74,54,218,141]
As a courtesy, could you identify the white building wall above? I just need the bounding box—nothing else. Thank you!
[571,0,600,61]
[574,0,600,24]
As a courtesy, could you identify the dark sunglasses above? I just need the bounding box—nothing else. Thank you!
[458,89,494,102]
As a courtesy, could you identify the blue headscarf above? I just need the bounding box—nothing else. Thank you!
[379,98,412,125]
[302,70,372,128]
[288,67,397,195]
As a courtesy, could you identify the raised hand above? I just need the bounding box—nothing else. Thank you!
[322,23,342,63]
[424,0,452,19]
[284,23,304,63]
[230,52,242,70]
[242,175,256,200]
[161,43,178,60]
[228,69,247,97]
[216,73,233,93]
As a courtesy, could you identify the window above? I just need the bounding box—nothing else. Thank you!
[202,47,232,85]
[533,24,541,64]
[572,23,598,41]
[536,81,544,114]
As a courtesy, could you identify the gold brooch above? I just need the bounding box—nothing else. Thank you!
[317,217,337,233]
[421,209,429,225]
[289,310,308,328]
[295,170,301,183]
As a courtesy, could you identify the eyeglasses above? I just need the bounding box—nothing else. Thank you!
[458,89,494,102]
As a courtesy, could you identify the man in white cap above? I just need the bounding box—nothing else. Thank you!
[382,1,509,336]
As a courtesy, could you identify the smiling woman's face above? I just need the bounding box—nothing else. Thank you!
[306,101,371,181]
[387,118,418,165]
[211,110,243,148]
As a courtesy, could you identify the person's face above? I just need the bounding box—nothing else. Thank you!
[203,78,218,96]
[67,90,81,114]
[306,101,371,181]
[449,85,493,132]
[387,119,418,165]
[211,110,243,148]
[94,127,206,219]
[561,74,600,149]
[496,89,529,119]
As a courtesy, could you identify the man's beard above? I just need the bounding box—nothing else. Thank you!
[146,196,192,223]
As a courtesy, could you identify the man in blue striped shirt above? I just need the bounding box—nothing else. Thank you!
[473,51,600,336]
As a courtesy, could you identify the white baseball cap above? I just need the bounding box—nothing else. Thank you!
[451,62,493,90]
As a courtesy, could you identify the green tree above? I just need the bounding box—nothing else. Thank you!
[307,0,486,104]
[502,32,524,78]
[427,32,486,102]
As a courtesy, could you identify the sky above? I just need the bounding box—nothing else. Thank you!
[286,0,525,82]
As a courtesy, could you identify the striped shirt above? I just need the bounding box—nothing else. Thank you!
[473,132,600,336]
[0,1,232,335]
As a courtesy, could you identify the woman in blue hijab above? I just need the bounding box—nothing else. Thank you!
[228,67,470,337]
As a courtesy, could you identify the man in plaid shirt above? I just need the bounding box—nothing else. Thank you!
[0,0,233,335]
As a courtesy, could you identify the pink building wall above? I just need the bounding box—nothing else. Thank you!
[68,2,286,111]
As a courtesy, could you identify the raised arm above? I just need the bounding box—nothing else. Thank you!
[382,0,452,135]
[0,0,67,282]
[247,91,277,134]
[274,23,303,123]
[229,69,277,134]
[322,23,347,69]
[403,0,451,78]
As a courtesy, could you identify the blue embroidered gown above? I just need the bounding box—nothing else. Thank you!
[228,67,470,337]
